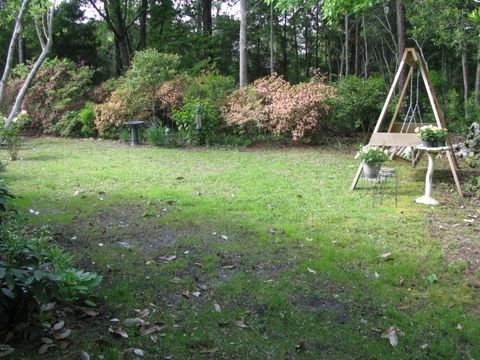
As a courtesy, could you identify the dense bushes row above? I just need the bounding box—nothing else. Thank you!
[7,49,476,144]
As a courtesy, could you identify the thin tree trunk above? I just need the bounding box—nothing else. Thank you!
[475,49,480,107]
[344,12,349,76]
[281,13,288,80]
[462,43,469,114]
[395,0,406,92]
[202,0,212,35]
[6,4,55,127]
[18,32,25,65]
[270,2,274,75]
[239,0,247,87]
[0,0,31,107]
[139,0,148,50]
[362,14,368,79]
[304,10,310,78]
[293,20,299,82]
[354,18,359,77]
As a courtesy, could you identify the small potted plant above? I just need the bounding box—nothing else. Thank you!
[434,127,448,147]
[355,145,389,179]
[415,125,448,147]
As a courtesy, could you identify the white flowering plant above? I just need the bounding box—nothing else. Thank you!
[355,145,389,165]
[414,125,448,143]
[0,113,25,161]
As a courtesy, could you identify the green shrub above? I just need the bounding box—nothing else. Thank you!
[0,182,15,214]
[172,98,220,144]
[145,125,167,146]
[0,116,22,161]
[79,103,97,137]
[52,111,83,137]
[0,215,102,335]
[95,50,180,136]
[327,76,386,136]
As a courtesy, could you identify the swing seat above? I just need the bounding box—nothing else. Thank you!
[368,132,421,147]
[389,122,424,133]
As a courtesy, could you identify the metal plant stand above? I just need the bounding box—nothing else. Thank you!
[124,120,145,146]
[360,167,398,207]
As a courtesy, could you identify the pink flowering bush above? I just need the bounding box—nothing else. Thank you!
[3,58,94,133]
[223,74,336,140]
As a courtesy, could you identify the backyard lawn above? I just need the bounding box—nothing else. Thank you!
[3,137,479,359]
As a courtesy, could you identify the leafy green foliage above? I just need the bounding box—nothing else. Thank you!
[0,182,15,214]
[0,215,102,334]
[52,103,97,138]
[172,98,220,144]
[355,145,388,165]
[326,76,386,136]
[0,115,23,161]
[3,58,94,134]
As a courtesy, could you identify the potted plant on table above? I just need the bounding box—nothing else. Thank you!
[415,125,448,147]
[356,145,389,179]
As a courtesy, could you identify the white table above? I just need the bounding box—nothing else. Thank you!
[415,145,451,206]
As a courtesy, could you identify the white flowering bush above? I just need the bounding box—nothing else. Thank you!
[355,145,389,165]
[414,125,448,144]
[0,113,26,161]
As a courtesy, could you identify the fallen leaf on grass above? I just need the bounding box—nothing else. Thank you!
[221,235,229,240]
[182,290,190,299]
[52,320,64,331]
[131,348,145,356]
[137,309,151,318]
[41,338,53,344]
[200,348,218,354]
[53,329,71,340]
[214,303,222,313]
[38,343,55,355]
[191,291,201,298]
[420,344,428,350]
[234,320,249,329]
[140,324,165,336]
[79,351,90,360]
[123,318,146,327]
[40,303,55,312]
[379,252,393,260]
[381,326,399,347]
[109,326,128,339]
[307,268,316,274]
[295,340,306,352]
[158,255,177,262]
[79,307,98,317]
[268,227,277,234]
[222,265,235,270]
[456,324,463,330]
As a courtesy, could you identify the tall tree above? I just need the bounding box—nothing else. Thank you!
[139,0,148,50]
[0,0,30,108]
[239,0,247,87]
[6,0,55,126]
[395,0,406,92]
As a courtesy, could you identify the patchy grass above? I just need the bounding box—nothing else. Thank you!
[3,137,480,359]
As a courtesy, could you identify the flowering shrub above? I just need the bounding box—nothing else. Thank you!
[4,59,94,133]
[94,51,180,136]
[0,113,28,160]
[355,145,389,165]
[223,74,336,141]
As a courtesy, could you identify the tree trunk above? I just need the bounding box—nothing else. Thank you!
[344,12,349,76]
[395,0,406,92]
[202,0,212,35]
[0,0,31,107]
[354,18,359,77]
[462,43,469,114]
[18,33,25,65]
[475,48,480,107]
[239,0,247,87]
[270,2,274,75]
[139,0,148,50]
[113,0,131,71]
[6,6,55,127]
[281,13,288,80]
[304,10,310,78]
[362,14,368,79]
[294,20,299,82]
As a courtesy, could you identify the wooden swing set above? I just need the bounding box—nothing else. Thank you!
[350,48,463,197]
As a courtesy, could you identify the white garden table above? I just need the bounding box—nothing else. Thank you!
[415,145,452,206]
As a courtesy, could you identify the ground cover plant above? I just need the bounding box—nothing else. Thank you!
[2,137,479,359]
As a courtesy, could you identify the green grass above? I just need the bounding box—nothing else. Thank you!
[3,137,479,359]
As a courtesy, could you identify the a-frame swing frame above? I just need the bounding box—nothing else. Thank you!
[350,48,463,196]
